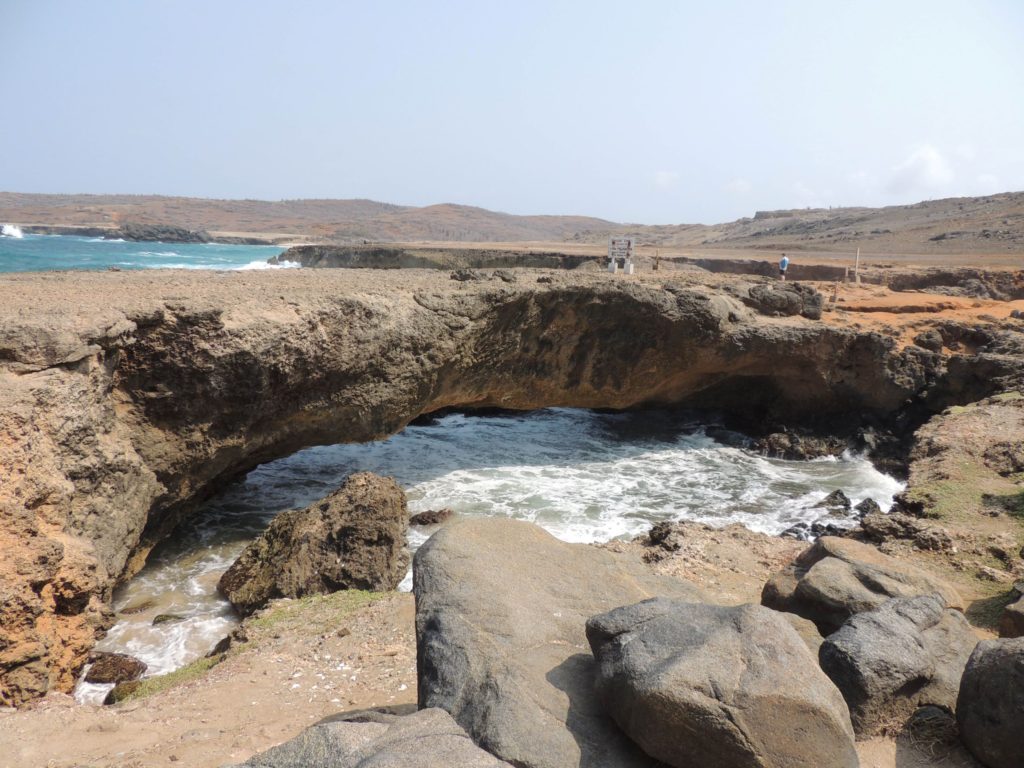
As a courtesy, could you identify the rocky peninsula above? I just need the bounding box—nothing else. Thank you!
[0,264,1023,767]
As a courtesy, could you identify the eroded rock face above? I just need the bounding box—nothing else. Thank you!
[107,222,211,243]
[232,707,513,768]
[818,594,977,735]
[586,598,858,768]
[414,518,706,768]
[761,536,963,634]
[743,281,824,320]
[0,268,1013,704]
[956,638,1024,768]
[218,473,408,616]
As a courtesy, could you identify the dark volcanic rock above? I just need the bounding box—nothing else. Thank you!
[818,594,977,734]
[586,597,858,768]
[743,282,824,320]
[780,520,852,541]
[152,613,186,625]
[84,652,147,684]
[414,518,706,768]
[450,268,487,281]
[853,497,882,517]
[755,430,847,460]
[913,329,944,352]
[218,473,408,616]
[859,511,954,551]
[761,536,963,634]
[108,222,211,243]
[232,707,512,768]
[409,508,454,526]
[814,489,852,513]
[956,637,1024,768]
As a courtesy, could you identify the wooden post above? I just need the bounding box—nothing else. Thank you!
[855,247,861,284]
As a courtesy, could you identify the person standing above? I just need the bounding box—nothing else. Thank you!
[779,253,790,281]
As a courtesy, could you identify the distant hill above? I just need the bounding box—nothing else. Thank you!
[585,191,1024,255]
[0,193,614,243]
[2,191,1023,255]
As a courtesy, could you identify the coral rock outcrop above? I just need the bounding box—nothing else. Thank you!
[218,473,409,616]
[0,268,1017,704]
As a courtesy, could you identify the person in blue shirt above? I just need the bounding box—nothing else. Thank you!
[779,254,790,281]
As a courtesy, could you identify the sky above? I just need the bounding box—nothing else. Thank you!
[1,1,1023,224]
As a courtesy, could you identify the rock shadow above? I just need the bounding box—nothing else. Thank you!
[893,716,983,768]
[544,652,658,768]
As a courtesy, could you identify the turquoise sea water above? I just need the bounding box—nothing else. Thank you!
[0,231,286,272]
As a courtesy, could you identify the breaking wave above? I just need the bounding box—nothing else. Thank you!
[75,408,901,703]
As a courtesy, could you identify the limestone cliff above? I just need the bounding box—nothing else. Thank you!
[0,267,1020,705]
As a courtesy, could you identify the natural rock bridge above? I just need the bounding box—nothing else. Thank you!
[0,267,1019,705]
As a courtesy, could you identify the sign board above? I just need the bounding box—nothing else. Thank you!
[608,237,634,262]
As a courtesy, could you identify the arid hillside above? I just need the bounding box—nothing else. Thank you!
[0,193,613,243]
[594,191,1024,256]
[2,190,1024,256]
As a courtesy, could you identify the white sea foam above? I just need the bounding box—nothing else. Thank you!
[1,224,24,238]
[75,409,902,701]
[233,259,300,270]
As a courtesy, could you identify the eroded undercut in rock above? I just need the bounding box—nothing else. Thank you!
[1,269,1021,704]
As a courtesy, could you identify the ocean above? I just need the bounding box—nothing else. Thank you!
[0,230,287,272]
[76,409,901,703]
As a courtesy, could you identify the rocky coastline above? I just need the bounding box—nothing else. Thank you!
[0,264,1022,767]
[16,223,281,246]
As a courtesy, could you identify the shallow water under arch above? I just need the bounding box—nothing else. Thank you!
[76,408,901,703]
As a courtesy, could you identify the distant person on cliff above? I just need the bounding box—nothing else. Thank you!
[779,254,790,281]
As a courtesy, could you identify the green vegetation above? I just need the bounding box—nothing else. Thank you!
[106,655,222,704]
[901,460,992,522]
[246,589,386,637]
[992,390,1024,403]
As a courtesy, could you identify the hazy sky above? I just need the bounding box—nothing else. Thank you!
[2,1,1022,224]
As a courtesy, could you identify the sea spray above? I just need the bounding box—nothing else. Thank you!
[75,408,901,703]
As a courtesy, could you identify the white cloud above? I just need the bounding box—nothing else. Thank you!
[653,170,680,189]
[885,145,954,195]
[724,178,752,195]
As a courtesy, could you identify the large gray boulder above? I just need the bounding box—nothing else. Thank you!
[956,638,1024,768]
[414,518,706,768]
[232,707,512,767]
[818,594,977,735]
[586,598,858,768]
[999,593,1024,638]
[762,536,963,634]
[219,473,408,616]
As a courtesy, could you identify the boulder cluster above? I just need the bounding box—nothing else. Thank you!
[235,507,1024,768]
